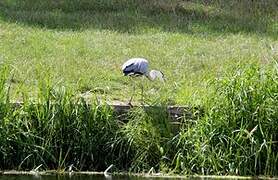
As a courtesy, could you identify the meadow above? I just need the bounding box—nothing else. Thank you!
[0,0,277,104]
[0,0,277,176]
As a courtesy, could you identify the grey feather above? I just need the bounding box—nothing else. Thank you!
[122,58,149,76]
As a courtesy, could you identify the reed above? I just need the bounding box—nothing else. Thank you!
[0,0,277,176]
[168,63,278,175]
[0,63,277,176]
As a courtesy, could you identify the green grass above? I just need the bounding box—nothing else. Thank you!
[0,62,277,176]
[170,63,278,175]
[0,0,277,176]
[0,0,277,105]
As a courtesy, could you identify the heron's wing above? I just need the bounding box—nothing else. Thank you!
[122,62,142,76]
[122,63,134,71]
[122,58,149,75]
[122,60,134,71]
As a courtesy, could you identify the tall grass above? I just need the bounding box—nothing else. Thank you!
[110,105,172,172]
[0,68,118,171]
[169,63,278,175]
[0,63,277,176]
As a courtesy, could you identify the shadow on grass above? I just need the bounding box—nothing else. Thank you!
[0,0,277,38]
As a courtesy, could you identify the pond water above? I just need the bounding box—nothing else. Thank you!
[0,174,193,180]
[0,174,254,180]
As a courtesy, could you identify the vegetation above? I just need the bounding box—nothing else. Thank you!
[0,62,277,176]
[0,0,277,104]
[0,0,277,177]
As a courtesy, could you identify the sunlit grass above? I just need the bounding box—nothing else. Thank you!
[0,0,277,176]
[0,0,277,105]
[0,63,277,175]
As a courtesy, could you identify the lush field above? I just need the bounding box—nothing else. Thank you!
[0,0,277,104]
[0,0,277,176]
[0,62,277,176]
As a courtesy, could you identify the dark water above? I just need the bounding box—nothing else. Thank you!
[0,174,194,180]
[0,174,254,180]
[0,174,132,180]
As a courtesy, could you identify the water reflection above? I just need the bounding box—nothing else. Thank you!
[0,174,251,180]
[0,174,182,180]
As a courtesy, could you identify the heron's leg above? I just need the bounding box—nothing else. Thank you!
[140,78,144,105]
[128,78,136,106]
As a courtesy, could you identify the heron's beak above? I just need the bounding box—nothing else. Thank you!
[160,73,166,82]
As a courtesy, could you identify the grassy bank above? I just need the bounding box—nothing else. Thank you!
[0,63,277,176]
[0,0,277,104]
[0,0,277,176]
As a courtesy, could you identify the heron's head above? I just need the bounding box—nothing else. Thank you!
[147,70,165,82]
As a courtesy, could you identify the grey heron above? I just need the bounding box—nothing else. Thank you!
[122,58,164,105]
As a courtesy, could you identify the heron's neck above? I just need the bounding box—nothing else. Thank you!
[145,71,154,81]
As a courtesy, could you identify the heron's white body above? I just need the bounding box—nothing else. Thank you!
[121,57,165,105]
[122,58,149,76]
[122,58,164,81]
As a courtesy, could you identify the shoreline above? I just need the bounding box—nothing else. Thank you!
[1,171,275,179]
